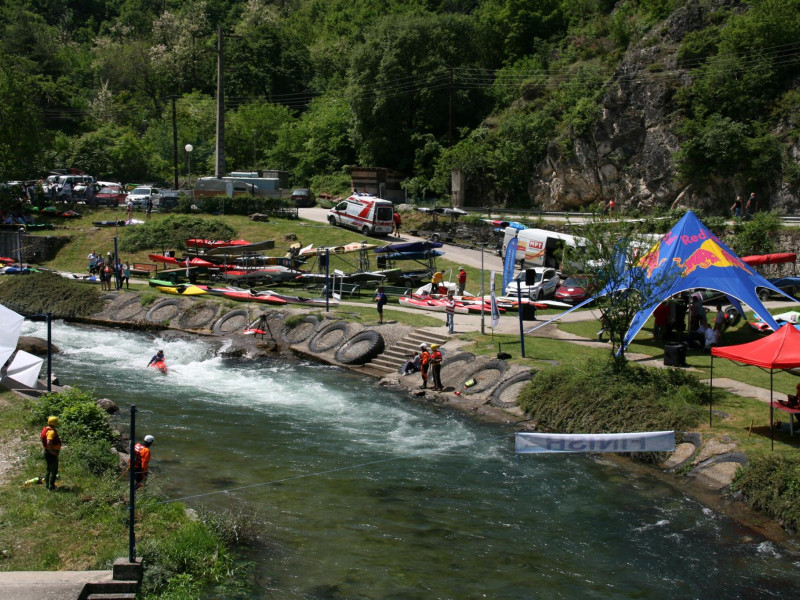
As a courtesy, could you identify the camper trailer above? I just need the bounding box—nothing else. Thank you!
[501,227,583,271]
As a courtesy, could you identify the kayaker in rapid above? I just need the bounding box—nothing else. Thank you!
[147,350,165,368]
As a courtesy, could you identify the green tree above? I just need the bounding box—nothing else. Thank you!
[226,101,296,173]
[0,56,46,180]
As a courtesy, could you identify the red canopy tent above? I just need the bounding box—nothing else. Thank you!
[711,324,800,449]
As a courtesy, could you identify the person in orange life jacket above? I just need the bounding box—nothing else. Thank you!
[148,349,165,367]
[429,344,444,390]
[41,416,61,490]
[419,343,431,389]
[445,290,456,334]
[132,435,155,487]
[457,267,467,296]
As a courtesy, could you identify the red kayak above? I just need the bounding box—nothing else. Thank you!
[148,254,215,267]
[0,256,15,263]
[185,239,250,249]
[148,360,168,374]
[221,289,287,305]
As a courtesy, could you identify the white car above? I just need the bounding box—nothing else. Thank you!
[127,186,161,209]
[504,267,560,300]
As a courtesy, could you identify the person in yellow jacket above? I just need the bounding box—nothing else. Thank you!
[431,271,444,294]
[42,416,61,491]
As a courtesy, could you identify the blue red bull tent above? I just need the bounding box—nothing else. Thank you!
[527,211,798,350]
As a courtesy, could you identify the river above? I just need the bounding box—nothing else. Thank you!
[20,320,800,599]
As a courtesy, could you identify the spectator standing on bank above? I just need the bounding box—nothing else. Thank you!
[393,211,402,237]
[122,261,131,289]
[445,290,456,334]
[145,197,153,220]
[375,286,388,324]
[429,344,444,391]
[126,198,133,221]
[745,192,758,219]
[41,416,61,491]
[419,343,430,389]
[457,267,467,296]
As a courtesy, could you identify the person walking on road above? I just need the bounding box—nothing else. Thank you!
[41,416,61,491]
[457,267,467,296]
[132,435,154,488]
[375,286,388,324]
[430,344,444,390]
[393,211,402,237]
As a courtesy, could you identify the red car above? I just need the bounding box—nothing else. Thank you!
[95,184,127,207]
[555,275,593,304]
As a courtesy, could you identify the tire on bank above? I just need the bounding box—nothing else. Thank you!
[308,321,349,353]
[335,330,385,365]
[178,301,219,330]
[489,371,535,408]
[111,294,147,321]
[212,309,249,335]
[145,298,183,323]
[281,315,319,344]
[460,358,508,395]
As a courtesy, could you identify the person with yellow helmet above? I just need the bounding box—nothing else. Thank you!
[429,344,444,391]
[41,416,61,491]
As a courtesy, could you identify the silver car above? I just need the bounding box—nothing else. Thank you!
[504,267,560,300]
[127,186,161,209]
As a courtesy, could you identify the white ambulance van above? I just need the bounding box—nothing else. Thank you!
[502,227,588,273]
[327,193,394,236]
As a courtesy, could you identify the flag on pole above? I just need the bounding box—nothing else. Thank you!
[490,271,500,329]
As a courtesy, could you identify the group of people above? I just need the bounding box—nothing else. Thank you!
[40,416,154,490]
[650,295,727,350]
[401,342,444,390]
[730,192,759,219]
[88,250,131,290]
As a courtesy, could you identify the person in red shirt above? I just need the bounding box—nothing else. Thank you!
[393,211,402,237]
[132,435,155,488]
[430,344,444,391]
[457,267,467,296]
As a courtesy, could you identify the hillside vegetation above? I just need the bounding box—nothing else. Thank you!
[2,0,800,212]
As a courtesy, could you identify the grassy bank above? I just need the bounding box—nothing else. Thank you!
[0,388,254,598]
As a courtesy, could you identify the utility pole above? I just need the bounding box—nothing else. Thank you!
[171,96,178,189]
[215,27,225,178]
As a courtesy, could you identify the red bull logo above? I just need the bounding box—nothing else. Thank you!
[636,241,666,278]
[672,239,752,277]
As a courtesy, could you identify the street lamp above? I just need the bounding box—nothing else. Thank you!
[17,226,24,266]
[185,144,193,186]
[252,130,257,171]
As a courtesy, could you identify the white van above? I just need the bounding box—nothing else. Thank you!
[327,193,394,236]
[502,228,581,269]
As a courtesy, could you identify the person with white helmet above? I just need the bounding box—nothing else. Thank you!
[419,343,431,389]
[132,435,155,488]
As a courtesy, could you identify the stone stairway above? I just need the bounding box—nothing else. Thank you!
[356,328,449,378]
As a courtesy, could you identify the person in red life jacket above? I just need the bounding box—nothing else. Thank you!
[132,435,155,488]
[445,290,456,334]
[393,211,402,237]
[429,343,444,391]
[147,350,165,367]
[419,343,430,389]
[457,267,467,296]
[41,416,61,491]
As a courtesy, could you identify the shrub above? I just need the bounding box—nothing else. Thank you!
[121,215,236,252]
[29,387,115,444]
[62,439,118,476]
[731,455,800,530]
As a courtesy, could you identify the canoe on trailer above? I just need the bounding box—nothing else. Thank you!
[149,254,216,267]
[299,242,378,256]
[220,289,287,305]
[216,266,304,284]
[185,238,251,249]
[204,240,276,256]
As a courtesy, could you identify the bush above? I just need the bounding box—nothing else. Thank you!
[190,195,296,217]
[62,439,119,476]
[29,387,115,445]
[732,455,800,530]
[121,215,236,252]
[517,357,705,462]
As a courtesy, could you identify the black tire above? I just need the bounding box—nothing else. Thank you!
[725,306,741,328]
[328,216,337,226]
[758,288,770,301]
[145,299,182,323]
[534,289,543,301]
[442,352,475,368]
[361,225,370,236]
[489,371,535,408]
[334,330,385,365]
[212,309,249,335]
[110,294,147,321]
[461,358,508,395]
[265,312,286,339]
[178,301,219,330]
[308,321,349,353]
[403,278,414,289]
[281,316,319,344]
[430,233,440,242]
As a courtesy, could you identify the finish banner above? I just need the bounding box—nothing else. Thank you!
[515,431,675,454]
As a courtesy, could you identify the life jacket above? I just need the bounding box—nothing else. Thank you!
[41,426,61,452]
[421,350,430,366]
[431,350,443,365]
[133,443,150,472]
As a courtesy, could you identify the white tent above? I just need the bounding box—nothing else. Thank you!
[3,350,43,388]
[0,304,24,367]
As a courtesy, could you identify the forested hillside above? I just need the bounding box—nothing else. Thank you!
[1,0,799,213]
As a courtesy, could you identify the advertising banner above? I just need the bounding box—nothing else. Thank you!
[502,239,517,292]
[515,431,675,454]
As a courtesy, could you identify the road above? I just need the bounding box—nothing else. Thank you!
[298,207,505,274]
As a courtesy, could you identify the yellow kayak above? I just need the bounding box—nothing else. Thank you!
[156,284,208,296]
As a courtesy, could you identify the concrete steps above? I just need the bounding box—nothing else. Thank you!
[359,328,448,376]
[82,578,138,599]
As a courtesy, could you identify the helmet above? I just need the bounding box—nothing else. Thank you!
[144,435,155,444]
[430,344,439,349]
[419,343,427,349]
[47,416,59,427]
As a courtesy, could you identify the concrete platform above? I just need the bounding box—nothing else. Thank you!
[0,569,113,600]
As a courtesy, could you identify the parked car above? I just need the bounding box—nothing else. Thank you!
[291,188,316,207]
[95,183,127,207]
[504,267,560,300]
[758,277,800,301]
[127,186,161,209]
[158,189,181,211]
[555,275,594,304]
